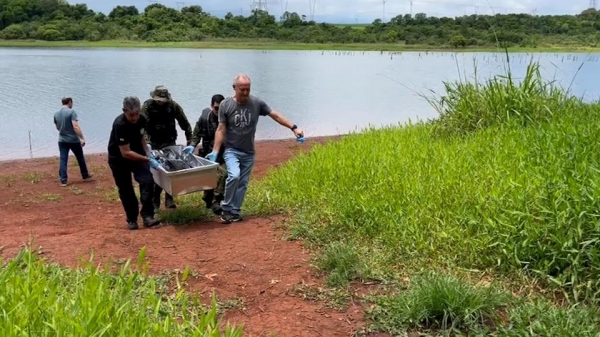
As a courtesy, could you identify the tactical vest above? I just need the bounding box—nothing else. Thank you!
[199,108,217,150]
[145,100,177,145]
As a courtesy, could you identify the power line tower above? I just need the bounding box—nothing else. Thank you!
[590,0,597,9]
[252,0,268,12]
[175,1,185,10]
[308,0,317,21]
[382,0,386,21]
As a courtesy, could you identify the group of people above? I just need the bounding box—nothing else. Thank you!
[53,73,304,230]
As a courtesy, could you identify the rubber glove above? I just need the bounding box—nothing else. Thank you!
[296,135,305,143]
[205,152,217,162]
[183,145,195,155]
[149,158,161,169]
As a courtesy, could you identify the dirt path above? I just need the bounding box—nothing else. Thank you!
[0,136,379,336]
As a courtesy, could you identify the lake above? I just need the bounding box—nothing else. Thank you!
[0,48,598,161]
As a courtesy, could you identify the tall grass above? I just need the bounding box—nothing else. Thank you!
[247,60,600,305]
[0,247,243,336]
[425,60,580,137]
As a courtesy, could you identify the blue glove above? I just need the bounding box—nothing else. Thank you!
[183,145,195,155]
[296,136,305,143]
[149,158,161,169]
[205,152,217,162]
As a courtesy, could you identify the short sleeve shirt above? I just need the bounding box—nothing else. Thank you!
[53,108,80,143]
[218,95,272,154]
[107,114,147,161]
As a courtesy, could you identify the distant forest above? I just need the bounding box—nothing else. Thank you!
[1,0,600,47]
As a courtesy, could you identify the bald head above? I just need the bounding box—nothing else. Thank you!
[233,73,251,86]
[232,73,251,103]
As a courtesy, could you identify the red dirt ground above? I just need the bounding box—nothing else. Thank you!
[0,136,385,336]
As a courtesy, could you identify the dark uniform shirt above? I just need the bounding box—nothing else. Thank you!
[108,114,148,162]
[191,108,219,154]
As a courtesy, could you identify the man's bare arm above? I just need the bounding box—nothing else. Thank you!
[119,144,151,162]
[72,120,85,140]
[269,110,304,137]
[212,123,227,154]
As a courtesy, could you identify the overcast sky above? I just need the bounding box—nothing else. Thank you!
[77,0,592,23]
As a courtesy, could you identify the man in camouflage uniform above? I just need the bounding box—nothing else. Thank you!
[185,94,227,215]
[141,85,193,210]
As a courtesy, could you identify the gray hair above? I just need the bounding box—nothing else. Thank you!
[233,73,251,86]
[122,96,141,112]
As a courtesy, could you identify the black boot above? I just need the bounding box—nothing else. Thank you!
[211,194,223,215]
[165,194,176,209]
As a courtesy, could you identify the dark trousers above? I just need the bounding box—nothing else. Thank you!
[152,142,175,205]
[109,160,155,223]
[58,141,90,184]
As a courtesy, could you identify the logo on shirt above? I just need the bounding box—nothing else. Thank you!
[233,109,252,129]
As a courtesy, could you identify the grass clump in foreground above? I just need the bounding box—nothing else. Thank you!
[247,58,600,334]
[0,246,243,336]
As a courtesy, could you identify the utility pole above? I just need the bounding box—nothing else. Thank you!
[410,0,413,16]
[382,0,386,21]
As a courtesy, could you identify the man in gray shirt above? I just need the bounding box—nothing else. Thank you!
[206,73,304,224]
[53,97,93,187]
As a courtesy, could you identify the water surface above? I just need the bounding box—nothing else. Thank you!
[0,48,598,161]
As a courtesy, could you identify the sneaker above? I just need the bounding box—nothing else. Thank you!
[165,199,177,209]
[83,174,94,182]
[220,212,233,224]
[127,221,139,230]
[231,214,243,222]
[60,182,67,187]
[143,217,161,228]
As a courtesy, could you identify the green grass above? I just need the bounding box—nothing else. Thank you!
[2,39,600,53]
[246,56,600,334]
[0,246,243,336]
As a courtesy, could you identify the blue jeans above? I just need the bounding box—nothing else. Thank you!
[222,148,255,216]
[58,141,90,184]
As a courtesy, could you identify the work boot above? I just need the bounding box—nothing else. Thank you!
[143,217,161,228]
[211,201,222,215]
[127,221,139,230]
[165,197,176,209]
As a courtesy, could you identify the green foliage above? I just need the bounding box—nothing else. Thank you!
[2,0,600,46]
[367,273,600,335]
[367,273,510,334]
[425,59,580,136]
[0,246,243,336]
[247,60,600,303]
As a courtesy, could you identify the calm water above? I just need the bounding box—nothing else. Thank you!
[1,48,599,161]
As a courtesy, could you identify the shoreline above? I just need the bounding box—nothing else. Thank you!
[1,39,600,53]
[0,135,341,166]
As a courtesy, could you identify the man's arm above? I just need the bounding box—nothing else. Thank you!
[70,111,86,145]
[191,118,204,148]
[53,116,59,131]
[174,102,193,145]
[115,123,150,162]
[212,123,226,154]
[119,144,151,162]
[269,110,304,137]
[141,136,151,156]
[140,101,151,143]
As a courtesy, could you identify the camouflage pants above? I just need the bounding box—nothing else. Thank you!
[203,162,226,205]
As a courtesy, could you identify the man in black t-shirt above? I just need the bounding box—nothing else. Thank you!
[107,96,162,230]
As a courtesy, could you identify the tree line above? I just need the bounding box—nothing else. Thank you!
[1,0,600,47]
